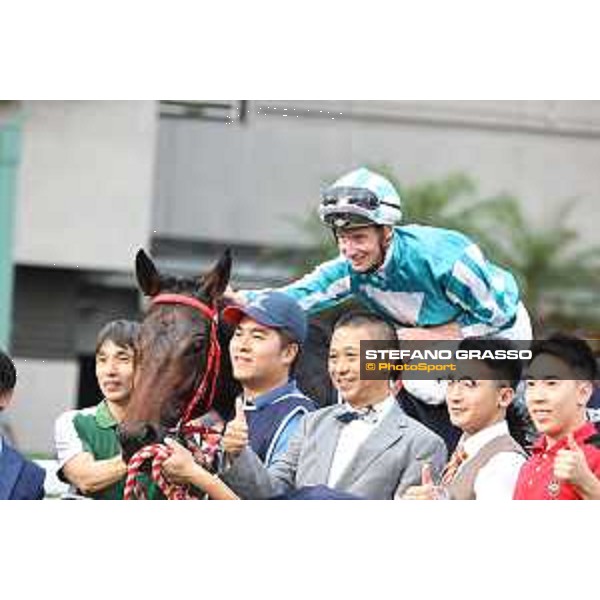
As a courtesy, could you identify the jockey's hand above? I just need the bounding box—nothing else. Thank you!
[397,323,462,341]
[223,285,246,306]
[222,398,249,458]
[162,438,197,485]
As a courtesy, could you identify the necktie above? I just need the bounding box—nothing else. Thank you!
[336,406,377,424]
[440,446,468,485]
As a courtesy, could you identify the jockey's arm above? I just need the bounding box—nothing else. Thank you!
[225,256,352,315]
[61,453,127,495]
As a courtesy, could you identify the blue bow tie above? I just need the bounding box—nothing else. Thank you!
[336,406,377,424]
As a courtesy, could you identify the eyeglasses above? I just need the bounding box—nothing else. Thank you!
[447,379,482,391]
[447,378,511,391]
[321,186,398,211]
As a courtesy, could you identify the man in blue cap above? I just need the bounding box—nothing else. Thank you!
[220,291,317,466]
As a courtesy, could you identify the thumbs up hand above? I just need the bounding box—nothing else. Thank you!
[421,463,433,487]
[553,434,593,489]
[402,463,442,500]
[222,398,249,458]
[234,397,247,422]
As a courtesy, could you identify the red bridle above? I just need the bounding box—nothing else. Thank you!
[150,293,222,430]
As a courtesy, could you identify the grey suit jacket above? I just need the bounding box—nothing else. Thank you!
[221,398,447,499]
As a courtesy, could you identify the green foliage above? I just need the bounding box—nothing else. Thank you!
[473,200,600,332]
[375,167,521,259]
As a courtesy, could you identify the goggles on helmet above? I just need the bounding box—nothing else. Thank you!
[320,186,399,212]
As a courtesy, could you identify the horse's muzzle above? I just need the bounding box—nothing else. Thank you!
[118,421,164,463]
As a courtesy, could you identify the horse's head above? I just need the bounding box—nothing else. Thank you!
[118,248,234,462]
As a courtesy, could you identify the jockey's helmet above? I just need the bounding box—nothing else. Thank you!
[318,167,402,230]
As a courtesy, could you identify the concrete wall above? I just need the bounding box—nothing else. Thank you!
[154,100,600,248]
[14,101,158,271]
[8,101,158,453]
[8,358,79,456]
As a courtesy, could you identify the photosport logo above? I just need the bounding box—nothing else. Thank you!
[360,340,534,380]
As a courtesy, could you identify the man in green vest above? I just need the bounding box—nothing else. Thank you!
[54,320,160,499]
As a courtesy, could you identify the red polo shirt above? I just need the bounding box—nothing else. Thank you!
[513,422,600,500]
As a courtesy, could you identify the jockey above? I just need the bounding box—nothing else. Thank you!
[240,167,532,342]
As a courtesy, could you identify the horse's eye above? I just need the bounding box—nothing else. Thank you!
[185,339,204,355]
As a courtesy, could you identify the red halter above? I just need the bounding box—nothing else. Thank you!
[150,293,222,428]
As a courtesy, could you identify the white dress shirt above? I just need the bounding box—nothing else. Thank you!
[327,395,395,486]
[458,420,526,500]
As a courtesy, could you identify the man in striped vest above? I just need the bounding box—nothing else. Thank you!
[403,337,527,500]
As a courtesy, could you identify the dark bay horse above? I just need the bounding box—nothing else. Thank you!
[118,249,240,464]
[118,249,336,467]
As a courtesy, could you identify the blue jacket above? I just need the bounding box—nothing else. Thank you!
[245,380,316,466]
[0,439,46,500]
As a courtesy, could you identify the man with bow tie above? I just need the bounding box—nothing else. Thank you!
[217,312,447,499]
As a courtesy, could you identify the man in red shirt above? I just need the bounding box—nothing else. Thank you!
[514,333,600,500]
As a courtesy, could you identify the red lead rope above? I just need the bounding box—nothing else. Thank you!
[123,429,223,500]
[124,293,223,500]
[123,444,195,500]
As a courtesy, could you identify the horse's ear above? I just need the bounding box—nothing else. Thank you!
[201,249,232,301]
[135,249,162,297]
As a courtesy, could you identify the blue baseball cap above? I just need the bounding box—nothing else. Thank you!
[222,291,308,345]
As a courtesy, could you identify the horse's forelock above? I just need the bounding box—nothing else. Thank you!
[158,275,205,299]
